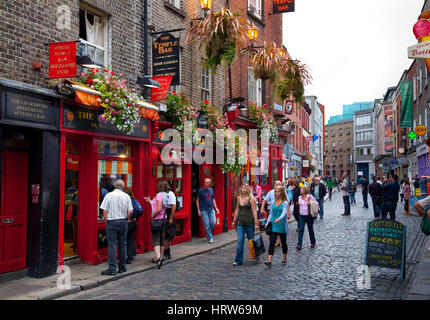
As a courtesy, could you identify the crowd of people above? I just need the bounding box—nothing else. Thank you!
[97,172,430,275]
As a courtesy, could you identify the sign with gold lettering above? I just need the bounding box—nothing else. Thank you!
[62,104,149,139]
[152,33,180,85]
[49,41,77,79]
[0,91,58,130]
[273,0,295,14]
[364,219,406,280]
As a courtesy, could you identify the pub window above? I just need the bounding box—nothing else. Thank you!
[79,5,108,68]
[248,0,262,19]
[248,67,262,105]
[201,66,211,103]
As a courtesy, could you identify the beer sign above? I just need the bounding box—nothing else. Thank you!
[152,33,180,85]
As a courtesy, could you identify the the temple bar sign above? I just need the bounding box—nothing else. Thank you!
[152,33,180,85]
[273,0,295,14]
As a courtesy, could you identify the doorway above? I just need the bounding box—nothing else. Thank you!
[191,163,200,237]
[0,150,28,274]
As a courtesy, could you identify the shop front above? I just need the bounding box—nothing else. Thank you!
[58,99,153,266]
[0,80,60,278]
[417,143,430,177]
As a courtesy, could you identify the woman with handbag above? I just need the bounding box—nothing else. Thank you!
[296,185,317,250]
[232,184,260,266]
[144,181,168,269]
[264,186,290,267]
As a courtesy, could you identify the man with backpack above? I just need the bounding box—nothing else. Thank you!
[310,177,327,219]
[369,176,382,218]
[349,179,357,204]
[124,187,143,265]
[163,181,178,260]
[340,173,351,216]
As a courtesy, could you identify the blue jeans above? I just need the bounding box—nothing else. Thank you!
[201,209,216,240]
[297,215,316,247]
[371,197,381,218]
[363,192,368,208]
[235,224,255,264]
[381,201,396,221]
[106,219,127,272]
[350,192,356,203]
[343,196,350,215]
[316,198,324,218]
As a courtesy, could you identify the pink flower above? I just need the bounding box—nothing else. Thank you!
[105,99,109,103]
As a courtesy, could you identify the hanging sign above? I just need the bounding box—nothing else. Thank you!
[152,33,180,85]
[408,40,430,59]
[49,41,77,79]
[364,219,406,280]
[400,81,413,128]
[151,75,173,102]
[273,0,295,14]
[284,100,293,114]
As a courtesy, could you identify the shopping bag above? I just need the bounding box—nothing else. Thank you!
[259,218,267,231]
[249,239,256,260]
[253,234,266,256]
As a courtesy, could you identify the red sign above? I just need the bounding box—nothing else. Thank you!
[49,41,77,79]
[273,0,295,14]
[151,75,173,102]
[284,100,293,114]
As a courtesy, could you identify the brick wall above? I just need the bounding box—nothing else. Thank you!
[325,120,354,178]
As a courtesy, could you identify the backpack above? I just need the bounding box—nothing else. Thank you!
[162,191,180,211]
[131,198,143,219]
[347,179,353,193]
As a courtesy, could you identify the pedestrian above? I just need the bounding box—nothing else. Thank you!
[296,185,317,250]
[251,180,262,218]
[292,179,301,231]
[403,178,411,216]
[349,179,357,204]
[124,188,143,264]
[264,186,290,267]
[163,181,177,260]
[310,177,327,220]
[414,193,430,216]
[100,179,133,275]
[399,176,406,203]
[414,175,420,196]
[381,175,400,221]
[144,181,169,269]
[196,178,220,244]
[340,173,351,216]
[327,177,334,201]
[369,176,382,218]
[261,180,284,246]
[232,184,260,266]
[362,176,369,208]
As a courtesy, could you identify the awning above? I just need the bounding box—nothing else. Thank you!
[64,79,159,120]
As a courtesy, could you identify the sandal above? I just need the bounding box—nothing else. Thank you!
[281,260,286,265]
[151,258,158,263]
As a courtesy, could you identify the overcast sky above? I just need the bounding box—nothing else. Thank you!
[283,0,424,124]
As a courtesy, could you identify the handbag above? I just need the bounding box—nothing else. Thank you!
[265,221,272,235]
[253,234,266,256]
[151,195,167,232]
[249,239,256,260]
[421,213,430,236]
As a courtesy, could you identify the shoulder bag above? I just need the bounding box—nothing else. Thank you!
[151,194,167,232]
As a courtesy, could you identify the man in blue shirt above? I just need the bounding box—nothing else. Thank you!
[196,178,220,243]
[310,177,327,219]
[381,175,400,221]
[361,176,369,209]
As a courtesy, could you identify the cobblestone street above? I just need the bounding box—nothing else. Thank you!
[63,191,427,300]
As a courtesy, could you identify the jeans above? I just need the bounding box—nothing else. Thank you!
[316,198,324,218]
[349,192,356,204]
[106,219,127,272]
[343,196,350,215]
[201,209,216,240]
[371,197,381,218]
[328,188,332,200]
[235,224,254,264]
[127,221,136,260]
[297,215,316,247]
[381,201,397,221]
[268,232,288,255]
[363,192,368,208]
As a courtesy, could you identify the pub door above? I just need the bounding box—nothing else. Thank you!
[0,150,28,274]
[191,163,200,237]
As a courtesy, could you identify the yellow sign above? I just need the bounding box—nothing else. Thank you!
[415,125,427,136]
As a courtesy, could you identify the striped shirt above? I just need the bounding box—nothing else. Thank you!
[100,189,133,220]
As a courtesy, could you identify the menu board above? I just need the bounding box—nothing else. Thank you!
[364,219,406,279]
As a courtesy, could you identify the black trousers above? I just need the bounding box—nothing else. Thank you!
[268,232,288,256]
[127,221,137,259]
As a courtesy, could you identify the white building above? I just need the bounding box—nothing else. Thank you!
[305,96,324,176]
[353,108,376,181]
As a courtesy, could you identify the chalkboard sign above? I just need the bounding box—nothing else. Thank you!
[364,219,406,280]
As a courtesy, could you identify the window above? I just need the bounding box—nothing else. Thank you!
[325,130,328,138]
[346,127,351,135]
[248,68,262,105]
[367,147,372,155]
[339,155,343,163]
[419,69,423,95]
[248,0,262,19]
[339,140,343,150]
[201,67,211,102]
[332,156,337,162]
[358,148,364,156]
[325,142,328,152]
[331,129,335,137]
[166,0,180,9]
[347,140,351,147]
[79,6,108,68]
[356,131,372,142]
[356,115,371,126]
[413,75,417,102]
[338,128,343,136]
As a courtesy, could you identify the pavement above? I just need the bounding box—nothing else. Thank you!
[407,233,430,300]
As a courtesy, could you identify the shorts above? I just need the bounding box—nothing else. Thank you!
[151,222,166,248]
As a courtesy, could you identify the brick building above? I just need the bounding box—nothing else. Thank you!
[324,119,354,180]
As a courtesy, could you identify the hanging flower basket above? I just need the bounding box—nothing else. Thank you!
[186,8,250,72]
[200,100,228,135]
[248,41,283,83]
[78,69,141,134]
[219,128,247,175]
[248,102,278,143]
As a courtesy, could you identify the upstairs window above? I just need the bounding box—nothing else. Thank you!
[248,68,262,105]
[166,0,180,9]
[201,67,211,103]
[248,0,262,19]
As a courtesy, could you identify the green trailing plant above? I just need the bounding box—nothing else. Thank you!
[248,102,278,143]
[200,100,228,135]
[187,8,251,72]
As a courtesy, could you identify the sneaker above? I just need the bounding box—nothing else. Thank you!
[118,267,127,273]
[233,262,241,266]
[264,261,272,267]
[281,260,286,265]
[320,216,323,220]
[208,238,214,244]
[311,244,316,249]
[101,269,117,276]
[296,246,301,250]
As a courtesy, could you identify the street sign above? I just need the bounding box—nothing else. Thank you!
[408,40,430,59]
[364,219,406,280]
[303,160,309,167]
